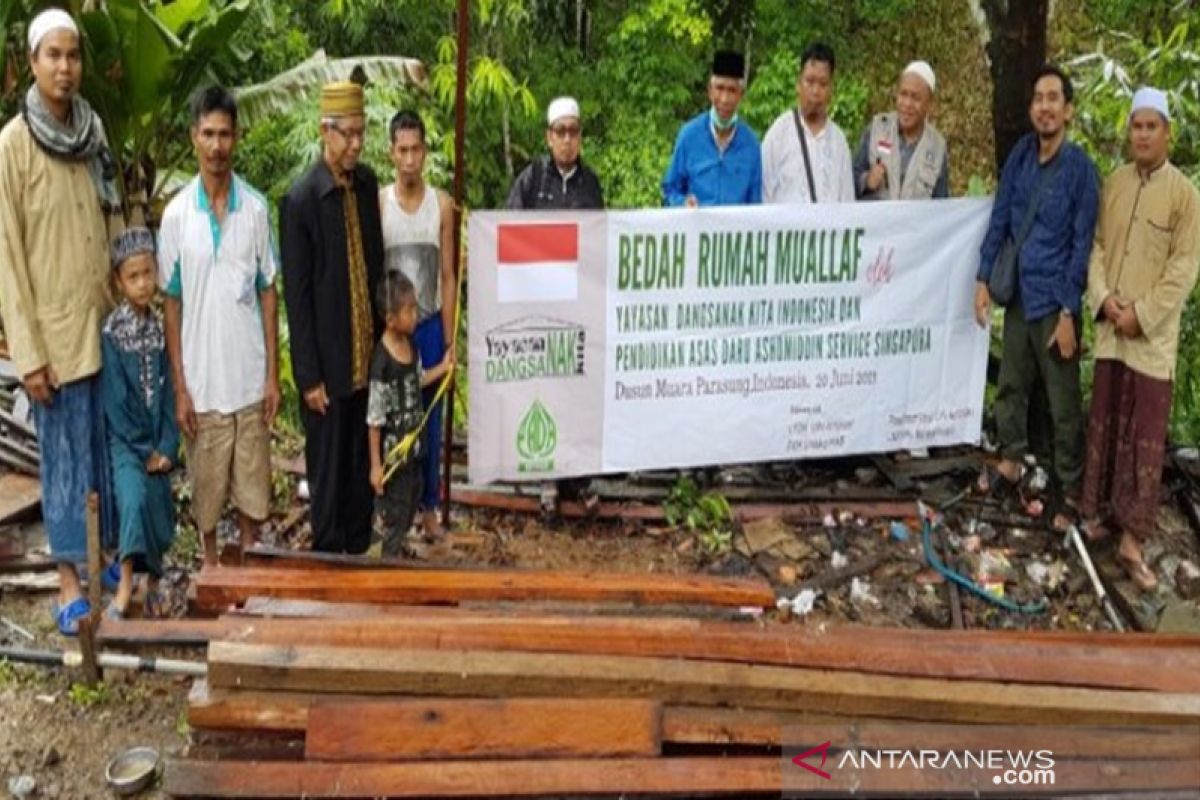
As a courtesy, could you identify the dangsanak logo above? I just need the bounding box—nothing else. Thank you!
[516,399,557,472]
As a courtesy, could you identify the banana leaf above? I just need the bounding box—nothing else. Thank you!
[233,49,427,127]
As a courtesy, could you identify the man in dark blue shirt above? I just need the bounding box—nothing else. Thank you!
[974,64,1099,527]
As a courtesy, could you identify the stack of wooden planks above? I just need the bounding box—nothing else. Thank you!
[151,549,1200,798]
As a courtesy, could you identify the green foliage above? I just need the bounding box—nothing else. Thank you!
[0,658,19,688]
[68,680,112,707]
[83,0,253,218]
[664,476,734,554]
[1069,21,1200,180]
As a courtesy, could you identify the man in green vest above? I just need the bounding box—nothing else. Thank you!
[853,60,949,201]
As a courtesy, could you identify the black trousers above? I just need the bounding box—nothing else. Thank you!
[302,389,373,553]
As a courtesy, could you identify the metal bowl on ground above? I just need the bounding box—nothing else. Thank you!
[105,746,160,796]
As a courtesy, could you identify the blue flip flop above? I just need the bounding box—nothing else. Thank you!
[101,562,122,593]
[52,597,91,637]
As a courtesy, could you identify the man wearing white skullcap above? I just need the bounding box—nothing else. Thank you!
[27,8,77,53]
[1080,86,1200,591]
[854,60,949,201]
[0,6,121,634]
[506,95,604,209]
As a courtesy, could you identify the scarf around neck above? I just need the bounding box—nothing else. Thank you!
[22,85,120,213]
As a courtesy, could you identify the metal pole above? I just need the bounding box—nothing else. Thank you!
[441,0,469,530]
[0,645,207,677]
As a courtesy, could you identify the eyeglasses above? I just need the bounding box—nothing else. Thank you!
[549,125,581,139]
[329,122,366,143]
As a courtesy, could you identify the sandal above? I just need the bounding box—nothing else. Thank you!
[52,597,91,637]
[977,463,1044,518]
[101,562,122,593]
[103,600,127,622]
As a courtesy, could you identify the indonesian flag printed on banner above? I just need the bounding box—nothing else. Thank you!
[496,222,579,303]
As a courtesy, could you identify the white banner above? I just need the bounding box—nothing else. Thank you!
[469,198,992,483]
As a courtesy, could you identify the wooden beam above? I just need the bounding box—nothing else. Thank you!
[305,698,661,761]
[194,566,776,612]
[165,757,782,798]
[207,642,1200,726]
[0,472,40,523]
[230,596,761,622]
[188,685,1200,762]
[242,545,427,571]
[188,680,314,733]
[663,707,1200,759]
[451,485,914,524]
[215,614,1200,694]
[163,756,1200,798]
[99,618,235,647]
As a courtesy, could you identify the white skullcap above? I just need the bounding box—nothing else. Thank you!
[902,60,936,94]
[1130,86,1170,123]
[28,9,78,53]
[546,96,580,126]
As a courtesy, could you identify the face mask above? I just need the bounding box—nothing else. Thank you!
[710,105,738,131]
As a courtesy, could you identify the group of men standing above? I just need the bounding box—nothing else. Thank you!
[505,46,1200,592]
[975,69,1199,591]
[279,82,456,555]
[0,11,458,623]
[663,44,947,208]
[0,6,1195,628]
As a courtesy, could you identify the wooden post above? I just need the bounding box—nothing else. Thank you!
[441,0,469,530]
[78,491,102,685]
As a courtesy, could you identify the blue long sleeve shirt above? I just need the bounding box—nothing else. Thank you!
[662,112,762,207]
[977,133,1099,321]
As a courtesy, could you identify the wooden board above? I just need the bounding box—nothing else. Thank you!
[98,618,233,647]
[452,484,915,524]
[305,698,661,761]
[242,546,427,571]
[207,642,1200,726]
[231,596,761,622]
[165,756,782,798]
[163,756,1200,798]
[0,472,40,523]
[188,685,1200,762]
[194,565,776,612]
[188,680,315,733]
[212,614,1200,694]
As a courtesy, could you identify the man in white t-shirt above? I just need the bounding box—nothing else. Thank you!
[761,41,854,204]
[159,86,280,565]
[379,110,456,538]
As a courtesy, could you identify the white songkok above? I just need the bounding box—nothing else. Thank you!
[546,96,580,127]
[1129,86,1170,123]
[902,60,936,94]
[28,9,78,53]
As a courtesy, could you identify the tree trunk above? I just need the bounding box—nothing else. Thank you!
[981,0,1049,175]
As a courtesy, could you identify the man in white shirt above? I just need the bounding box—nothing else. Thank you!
[761,42,855,204]
[159,86,280,566]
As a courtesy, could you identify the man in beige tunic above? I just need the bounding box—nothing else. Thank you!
[1081,87,1200,591]
[0,10,117,634]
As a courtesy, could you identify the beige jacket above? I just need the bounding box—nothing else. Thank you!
[0,116,113,383]
[1086,160,1200,380]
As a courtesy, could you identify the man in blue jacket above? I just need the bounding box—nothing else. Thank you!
[662,50,762,207]
[974,65,1099,528]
